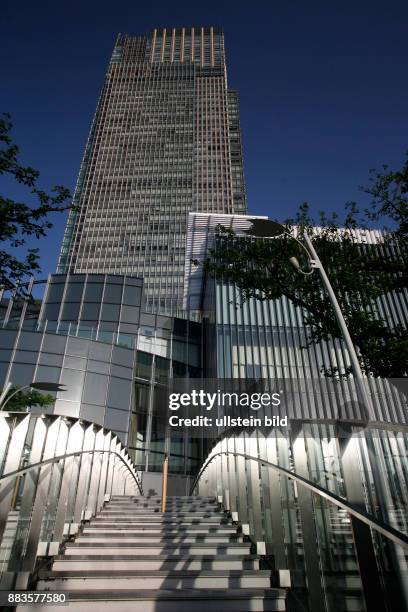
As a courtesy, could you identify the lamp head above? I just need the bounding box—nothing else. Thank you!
[289,256,301,270]
[30,382,66,392]
[243,219,286,238]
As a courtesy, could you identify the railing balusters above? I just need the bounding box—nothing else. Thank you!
[0,412,142,589]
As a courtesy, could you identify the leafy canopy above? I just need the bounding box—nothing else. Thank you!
[0,113,72,293]
[0,386,55,412]
[198,156,408,378]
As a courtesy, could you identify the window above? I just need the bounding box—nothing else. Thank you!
[80,403,104,425]
[64,282,84,302]
[42,303,60,321]
[8,363,35,386]
[64,355,86,370]
[80,302,101,321]
[83,283,104,302]
[17,332,42,351]
[59,368,85,401]
[46,282,64,303]
[83,372,108,405]
[112,345,134,367]
[123,285,142,306]
[66,336,89,358]
[35,365,61,384]
[120,305,139,323]
[88,342,112,361]
[41,334,67,354]
[104,408,129,432]
[39,352,64,367]
[103,284,123,304]
[100,303,120,321]
[136,351,152,379]
[60,302,80,321]
[14,350,38,365]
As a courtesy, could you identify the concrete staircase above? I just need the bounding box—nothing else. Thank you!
[22,496,286,611]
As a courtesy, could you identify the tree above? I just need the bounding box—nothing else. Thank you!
[197,156,408,378]
[0,386,55,412]
[0,113,72,294]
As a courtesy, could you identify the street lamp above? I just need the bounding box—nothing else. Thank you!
[243,219,406,606]
[243,219,315,273]
[243,218,373,418]
[0,382,66,411]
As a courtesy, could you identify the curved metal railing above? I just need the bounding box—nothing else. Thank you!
[0,449,143,494]
[0,412,143,589]
[191,450,408,550]
[190,420,408,612]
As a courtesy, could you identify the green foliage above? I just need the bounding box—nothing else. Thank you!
[0,113,72,293]
[198,156,408,378]
[1,386,55,412]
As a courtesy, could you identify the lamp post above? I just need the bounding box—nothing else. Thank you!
[245,219,408,611]
[0,382,66,411]
[243,218,406,610]
[243,218,374,418]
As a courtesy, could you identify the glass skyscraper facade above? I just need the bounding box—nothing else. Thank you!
[1,25,408,611]
[57,28,246,314]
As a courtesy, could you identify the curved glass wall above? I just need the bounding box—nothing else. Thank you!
[0,274,203,476]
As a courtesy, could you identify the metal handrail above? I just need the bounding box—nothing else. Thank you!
[0,449,143,496]
[190,450,408,550]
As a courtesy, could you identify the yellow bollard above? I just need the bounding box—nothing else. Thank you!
[161,454,169,512]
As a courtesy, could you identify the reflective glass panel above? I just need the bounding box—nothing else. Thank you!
[83,283,104,302]
[46,282,64,303]
[123,285,142,306]
[100,304,120,322]
[103,284,123,304]
[64,283,84,302]
[80,303,100,321]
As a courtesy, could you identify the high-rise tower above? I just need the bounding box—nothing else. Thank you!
[58,27,246,313]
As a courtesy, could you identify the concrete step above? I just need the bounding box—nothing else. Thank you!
[105,506,220,512]
[109,495,217,504]
[91,517,229,525]
[63,542,252,555]
[82,525,239,535]
[75,534,244,544]
[108,499,219,504]
[111,500,218,504]
[104,500,221,509]
[16,496,284,610]
[98,508,225,517]
[105,508,222,514]
[89,522,229,530]
[37,569,271,590]
[16,588,286,612]
[107,499,219,505]
[107,498,217,503]
[52,555,260,571]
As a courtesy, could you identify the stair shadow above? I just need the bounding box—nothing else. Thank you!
[155,502,254,598]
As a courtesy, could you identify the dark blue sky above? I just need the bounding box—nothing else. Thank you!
[2,1,407,276]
